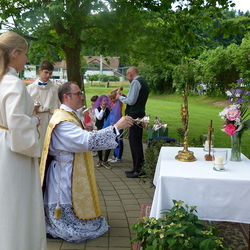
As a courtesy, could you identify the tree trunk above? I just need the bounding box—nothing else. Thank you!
[63,43,86,106]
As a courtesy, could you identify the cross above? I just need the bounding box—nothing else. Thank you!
[204,120,214,161]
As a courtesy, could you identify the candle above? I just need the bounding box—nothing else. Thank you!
[204,140,209,150]
[213,150,227,171]
[215,156,223,164]
[214,156,224,170]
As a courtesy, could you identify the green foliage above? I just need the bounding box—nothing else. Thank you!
[141,140,168,188]
[193,44,240,96]
[138,65,175,94]
[86,74,119,83]
[1,0,249,97]
[131,200,229,250]
[189,135,204,147]
[172,60,196,93]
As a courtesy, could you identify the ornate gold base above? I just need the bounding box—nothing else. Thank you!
[175,149,196,162]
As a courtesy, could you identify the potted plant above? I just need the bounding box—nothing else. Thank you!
[131,200,230,250]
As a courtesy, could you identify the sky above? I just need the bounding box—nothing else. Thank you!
[231,0,250,12]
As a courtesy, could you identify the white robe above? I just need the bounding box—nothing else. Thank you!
[0,67,47,250]
[27,79,60,154]
[43,104,120,242]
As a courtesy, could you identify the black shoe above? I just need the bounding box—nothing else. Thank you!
[126,171,140,178]
[125,169,135,174]
[46,233,61,239]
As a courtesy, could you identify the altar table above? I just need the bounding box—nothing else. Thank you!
[150,147,250,224]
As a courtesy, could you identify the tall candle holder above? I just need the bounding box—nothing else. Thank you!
[175,90,196,162]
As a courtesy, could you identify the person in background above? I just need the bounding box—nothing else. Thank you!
[117,66,150,178]
[0,31,46,250]
[93,95,112,169]
[106,87,125,163]
[82,95,98,156]
[27,60,60,155]
[40,81,133,242]
[82,95,98,131]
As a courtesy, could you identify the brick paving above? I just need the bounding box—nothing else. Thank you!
[47,139,155,250]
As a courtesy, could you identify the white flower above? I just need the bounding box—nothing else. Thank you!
[236,123,243,131]
[235,118,241,126]
[226,90,232,96]
[230,104,240,109]
[219,109,228,117]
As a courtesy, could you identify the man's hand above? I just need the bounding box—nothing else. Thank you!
[114,116,133,130]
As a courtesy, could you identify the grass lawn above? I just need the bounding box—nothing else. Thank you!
[83,82,250,159]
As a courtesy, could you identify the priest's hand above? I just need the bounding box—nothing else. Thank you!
[114,116,133,130]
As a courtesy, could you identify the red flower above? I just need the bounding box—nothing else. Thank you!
[224,123,237,135]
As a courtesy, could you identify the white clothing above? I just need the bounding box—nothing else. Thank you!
[95,106,108,120]
[43,104,119,242]
[27,79,60,154]
[0,67,47,250]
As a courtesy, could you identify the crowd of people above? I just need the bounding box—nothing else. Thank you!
[0,31,149,248]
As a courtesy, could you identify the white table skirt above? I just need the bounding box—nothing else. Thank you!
[150,147,250,223]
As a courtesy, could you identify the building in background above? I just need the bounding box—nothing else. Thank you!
[23,56,128,85]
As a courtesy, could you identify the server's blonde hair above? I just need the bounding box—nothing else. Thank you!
[0,31,28,80]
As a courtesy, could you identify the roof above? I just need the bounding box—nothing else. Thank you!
[54,56,120,70]
[84,56,120,70]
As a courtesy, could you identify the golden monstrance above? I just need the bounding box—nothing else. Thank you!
[175,90,196,162]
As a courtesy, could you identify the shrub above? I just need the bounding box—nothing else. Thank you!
[131,200,230,250]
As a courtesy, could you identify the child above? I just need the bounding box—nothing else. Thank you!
[82,95,98,156]
[93,95,112,169]
[106,87,125,163]
[82,95,98,131]
[27,61,61,155]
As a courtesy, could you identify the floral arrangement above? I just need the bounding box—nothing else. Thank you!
[131,200,229,250]
[219,86,250,135]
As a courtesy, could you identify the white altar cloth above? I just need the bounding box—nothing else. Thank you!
[150,147,250,223]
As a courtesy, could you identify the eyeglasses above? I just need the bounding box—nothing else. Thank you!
[67,91,84,97]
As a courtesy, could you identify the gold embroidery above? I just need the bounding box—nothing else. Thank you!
[40,109,102,220]
[0,125,8,130]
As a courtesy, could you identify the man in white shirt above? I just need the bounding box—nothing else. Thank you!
[118,66,150,178]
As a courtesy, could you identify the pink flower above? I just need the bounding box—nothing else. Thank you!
[227,108,241,121]
[224,123,237,135]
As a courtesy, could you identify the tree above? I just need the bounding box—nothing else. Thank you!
[194,44,240,95]
[0,0,236,99]
[0,0,108,99]
[172,59,196,93]
[234,33,250,84]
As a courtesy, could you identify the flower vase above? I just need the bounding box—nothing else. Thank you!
[230,132,243,162]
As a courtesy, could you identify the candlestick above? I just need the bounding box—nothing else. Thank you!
[175,90,196,162]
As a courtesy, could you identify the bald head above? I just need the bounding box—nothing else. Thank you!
[126,66,139,82]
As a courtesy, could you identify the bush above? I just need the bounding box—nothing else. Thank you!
[131,200,229,250]
[140,140,167,188]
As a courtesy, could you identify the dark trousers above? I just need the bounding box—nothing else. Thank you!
[96,127,111,162]
[129,115,144,173]
[97,149,111,162]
